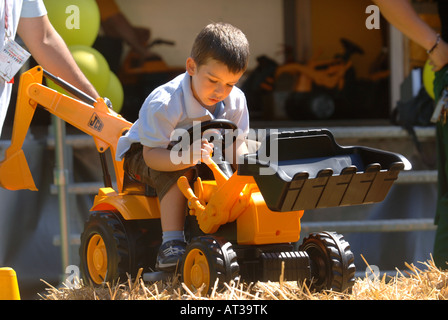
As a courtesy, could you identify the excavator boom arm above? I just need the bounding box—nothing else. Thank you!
[0,66,132,191]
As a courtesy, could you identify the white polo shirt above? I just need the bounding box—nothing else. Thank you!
[116,72,250,159]
[0,0,47,137]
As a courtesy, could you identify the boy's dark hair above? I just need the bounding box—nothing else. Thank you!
[191,22,250,74]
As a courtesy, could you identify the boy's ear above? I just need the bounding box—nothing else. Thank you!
[186,57,197,76]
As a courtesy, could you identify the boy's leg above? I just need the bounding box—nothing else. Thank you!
[156,169,195,271]
[160,174,190,232]
[123,145,195,270]
[123,144,194,270]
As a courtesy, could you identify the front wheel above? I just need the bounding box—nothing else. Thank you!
[181,236,239,294]
[299,231,355,293]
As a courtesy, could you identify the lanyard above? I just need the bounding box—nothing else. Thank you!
[4,0,10,39]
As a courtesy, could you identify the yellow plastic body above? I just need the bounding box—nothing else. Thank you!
[0,268,20,300]
[178,158,304,245]
[91,187,161,220]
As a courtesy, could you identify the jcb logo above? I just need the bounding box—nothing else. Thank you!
[89,112,104,132]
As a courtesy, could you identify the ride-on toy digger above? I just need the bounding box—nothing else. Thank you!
[0,66,411,294]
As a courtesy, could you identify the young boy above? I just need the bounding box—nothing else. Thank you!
[116,22,250,271]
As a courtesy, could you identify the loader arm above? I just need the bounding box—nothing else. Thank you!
[0,66,132,192]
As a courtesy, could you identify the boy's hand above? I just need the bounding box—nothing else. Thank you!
[190,139,214,164]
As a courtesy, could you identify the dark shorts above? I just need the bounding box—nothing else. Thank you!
[123,143,197,201]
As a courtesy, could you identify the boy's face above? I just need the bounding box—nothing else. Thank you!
[186,57,244,108]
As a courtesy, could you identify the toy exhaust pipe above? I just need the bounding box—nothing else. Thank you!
[0,149,37,191]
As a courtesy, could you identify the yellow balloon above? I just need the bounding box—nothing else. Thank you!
[44,0,100,47]
[104,71,124,114]
[423,59,435,100]
[47,45,110,98]
[69,45,110,95]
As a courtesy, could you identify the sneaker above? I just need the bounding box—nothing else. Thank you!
[155,240,186,271]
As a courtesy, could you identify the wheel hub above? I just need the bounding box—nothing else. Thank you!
[87,234,107,284]
[93,246,105,270]
[191,264,205,287]
[184,249,210,290]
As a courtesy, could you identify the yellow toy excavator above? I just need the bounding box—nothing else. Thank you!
[0,66,411,294]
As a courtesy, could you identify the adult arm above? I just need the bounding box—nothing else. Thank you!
[17,15,100,98]
[372,0,448,71]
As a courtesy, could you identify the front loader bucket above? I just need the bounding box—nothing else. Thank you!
[239,129,411,212]
[0,149,37,191]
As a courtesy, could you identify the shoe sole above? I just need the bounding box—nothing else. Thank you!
[156,259,181,271]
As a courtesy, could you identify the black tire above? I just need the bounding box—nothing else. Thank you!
[308,93,335,120]
[181,236,239,294]
[79,211,131,285]
[285,92,335,120]
[299,231,355,293]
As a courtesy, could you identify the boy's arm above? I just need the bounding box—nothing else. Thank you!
[143,139,214,172]
[143,147,192,172]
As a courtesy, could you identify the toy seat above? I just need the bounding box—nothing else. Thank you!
[122,172,157,197]
[238,129,410,212]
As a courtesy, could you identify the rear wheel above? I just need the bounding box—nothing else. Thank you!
[79,211,131,285]
[299,231,355,292]
[181,236,239,294]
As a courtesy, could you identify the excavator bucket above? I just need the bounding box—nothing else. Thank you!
[0,66,41,191]
[0,149,37,191]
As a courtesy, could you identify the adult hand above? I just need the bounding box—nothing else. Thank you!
[428,40,448,71]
